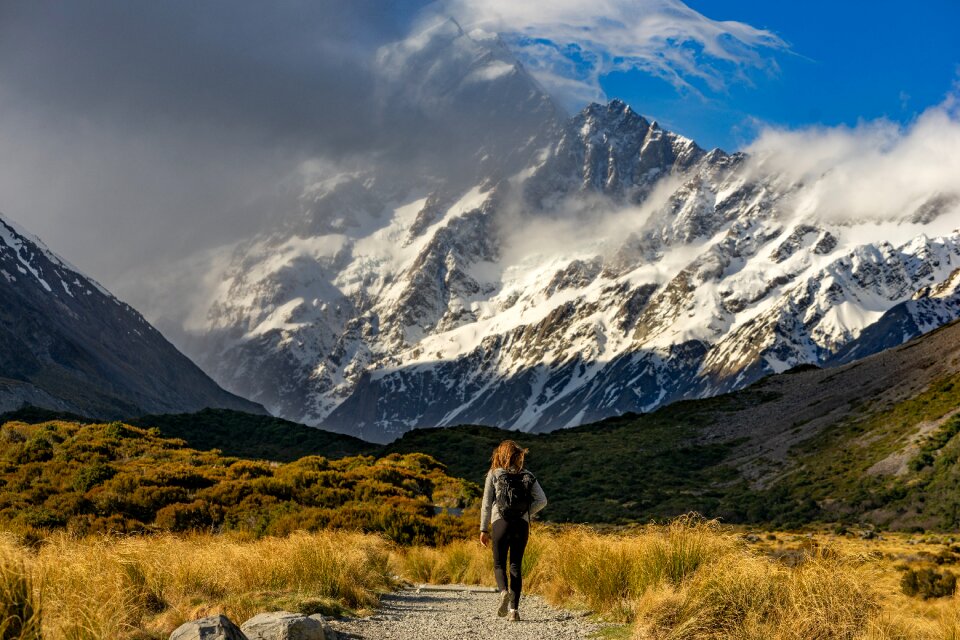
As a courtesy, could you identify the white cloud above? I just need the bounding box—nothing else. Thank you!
[745,92,960,224]
[432,0,787,111]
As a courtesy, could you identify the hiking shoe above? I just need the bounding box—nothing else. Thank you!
[497,590,510,617]
[507,609,520,622]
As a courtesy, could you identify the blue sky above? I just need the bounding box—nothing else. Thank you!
[601,0,960,150]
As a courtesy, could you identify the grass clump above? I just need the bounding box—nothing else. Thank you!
[901,567,957,599]
[0,557,40,640]
[641,550,884,639]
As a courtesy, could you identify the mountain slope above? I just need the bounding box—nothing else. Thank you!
[0,213,265,418]
[13,316,954,530]
[129,408,374,462]
[167,20,960,442]
[386,318,960,529]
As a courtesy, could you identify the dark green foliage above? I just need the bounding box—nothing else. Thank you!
[383,372,960,530]
[129,409,374,462]
[13,437,53,464]
[0,405,94,425]
[909,415,960,472]
[71,462,115,492]
[386,396,747,524]
[900,567,957,599]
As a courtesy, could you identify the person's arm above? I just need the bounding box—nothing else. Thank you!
[529,479,547,518]
[480,470,494,533]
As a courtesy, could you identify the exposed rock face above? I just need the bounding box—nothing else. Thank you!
[0,214,265,419]
[169,615,247,640]
[168,21,960,443]
[240,611,326,640]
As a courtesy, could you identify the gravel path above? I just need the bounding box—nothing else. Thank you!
[327,587,608,640]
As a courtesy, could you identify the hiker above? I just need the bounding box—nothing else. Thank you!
[479,440,547,622]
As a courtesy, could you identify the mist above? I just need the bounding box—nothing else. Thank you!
[744,91,960,224]
[0,1,427,286]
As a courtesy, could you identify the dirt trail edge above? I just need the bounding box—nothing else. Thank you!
[327,587,611,640]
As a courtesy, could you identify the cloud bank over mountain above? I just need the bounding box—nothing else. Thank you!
[744,90,960,224]
[433,0,788,109]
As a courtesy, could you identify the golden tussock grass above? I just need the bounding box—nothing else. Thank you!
[0,530,393,639]
[395,517,960,640]
[1,517,959,639]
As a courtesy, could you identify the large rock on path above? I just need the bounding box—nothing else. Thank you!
[170,615,247,640]
[241,611,326,640]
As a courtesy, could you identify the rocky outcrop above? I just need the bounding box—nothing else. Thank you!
[170,615,247,640]
[171,612,328,640]
[241,611,326,640]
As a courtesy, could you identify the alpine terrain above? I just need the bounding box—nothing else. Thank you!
[0,213,265,418]
[171,19,960,442]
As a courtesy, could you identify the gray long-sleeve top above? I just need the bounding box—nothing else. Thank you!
[479,468,548,532]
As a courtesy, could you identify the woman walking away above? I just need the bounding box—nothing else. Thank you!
[479,440,547,622]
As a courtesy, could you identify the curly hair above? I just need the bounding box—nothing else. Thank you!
[490,440,528,471]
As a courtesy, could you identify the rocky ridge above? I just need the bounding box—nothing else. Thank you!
[172,21,960,442]
[0,213,265,418]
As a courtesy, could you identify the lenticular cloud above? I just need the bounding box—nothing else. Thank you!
[434,0,788,110]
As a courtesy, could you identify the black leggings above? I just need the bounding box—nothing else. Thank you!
[491,518,529,609]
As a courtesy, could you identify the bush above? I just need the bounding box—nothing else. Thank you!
[154,500,221,532]
[71,462,115,493]
[900,567,957,599]
[13,438,53,465]
[0,419,478,544]
[227,460,274,480]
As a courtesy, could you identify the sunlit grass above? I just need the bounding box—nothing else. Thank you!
[0,530,393,639]
[3,519,960,639]
[396,518,960,639]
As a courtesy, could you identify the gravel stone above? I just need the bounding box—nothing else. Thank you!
[327,588,605,640]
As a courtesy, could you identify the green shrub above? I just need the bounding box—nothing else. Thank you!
[13,438,53,465]
[71,462,115,492]
[227,460,274,480]
[0,419,478,544]
[909,415,960,472]
[154,500,221,532]
[900,567,957,599]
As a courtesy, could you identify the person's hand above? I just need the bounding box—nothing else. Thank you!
[479,531,490,547]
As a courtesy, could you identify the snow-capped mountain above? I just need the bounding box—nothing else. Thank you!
[174,20,960,442]
[0,213,265,418]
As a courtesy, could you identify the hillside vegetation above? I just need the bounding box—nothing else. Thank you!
[8,322,960,532]
[385,323,960,531]
[386,372,960,530]
[0,418,475,543]
[386,395,749,523]
[128,408,375,462]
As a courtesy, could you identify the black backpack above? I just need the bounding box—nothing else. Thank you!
[494,470,535,520]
